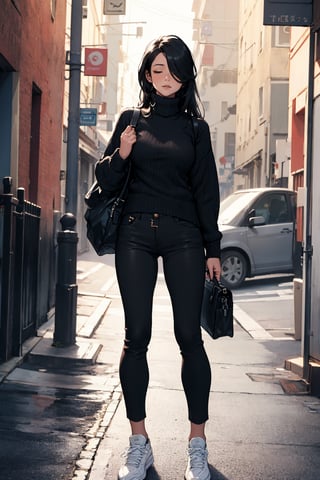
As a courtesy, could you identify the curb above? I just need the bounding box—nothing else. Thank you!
[0,294,110,383]
[73,387,122,480]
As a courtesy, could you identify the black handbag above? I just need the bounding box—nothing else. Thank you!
[200,278,234,339]
[84,164,131,255]
[84,108,140,255]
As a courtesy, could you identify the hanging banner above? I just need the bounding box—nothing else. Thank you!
[84,48,108,76]
[201,44,214,66]
[263,0,313,26]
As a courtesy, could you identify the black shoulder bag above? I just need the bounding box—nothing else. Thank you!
[84,108,140,255]
[201,278,234,339]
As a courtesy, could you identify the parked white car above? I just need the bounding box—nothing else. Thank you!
[219,188,297,288]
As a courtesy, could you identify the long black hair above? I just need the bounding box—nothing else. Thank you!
[138,35,203,118]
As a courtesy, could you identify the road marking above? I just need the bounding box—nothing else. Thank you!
[278,289,293,295]
[101,274,117,293]
[77,263,104,280]
[235,294,292,303]
[256,289,293,296]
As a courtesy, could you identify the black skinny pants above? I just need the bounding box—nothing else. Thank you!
[115,213,211,424]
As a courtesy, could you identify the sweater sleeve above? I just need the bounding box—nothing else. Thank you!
[190,119,222,258]
[95,109,133,195]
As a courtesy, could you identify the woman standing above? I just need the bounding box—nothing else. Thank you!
[95,35,221,480]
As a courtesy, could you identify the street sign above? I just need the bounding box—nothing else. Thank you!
[104,0,126,15]
[263,0,313,26]
[80,108,97,126]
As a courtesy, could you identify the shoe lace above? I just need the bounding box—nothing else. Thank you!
[188,445,207,470]
[122,443,145,468]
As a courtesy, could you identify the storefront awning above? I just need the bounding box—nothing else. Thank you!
[233,152,262,174]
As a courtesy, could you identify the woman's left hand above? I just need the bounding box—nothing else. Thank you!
[206,257,221,281]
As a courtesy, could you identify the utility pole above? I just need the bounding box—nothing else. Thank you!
[53,0,82,347]
[302,26,315,381]
[65,0,83,216]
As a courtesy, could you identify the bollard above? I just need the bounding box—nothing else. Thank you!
[3,176,12,194]
[53,213,78,347]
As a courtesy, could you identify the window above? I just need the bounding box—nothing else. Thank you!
[254,194,290,225]
[203,101,210,112]
[221,101,228,121]
[210,70,237,87]
[29,84,42,203]
[211,128,217,153]
[51,0,57,20]
[82,0,88,18]
[316,30,320,63]
[259,86,264,120]
[259,30,263,52]
[201,21,213,40]
[273,26,290,47]
[225,133,235,157]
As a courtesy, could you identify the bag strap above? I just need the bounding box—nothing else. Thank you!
[130,107,140,128]
[86,109,140,206]
[116,108,140,200]
[191,116,199,143]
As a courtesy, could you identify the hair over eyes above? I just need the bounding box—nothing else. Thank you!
[138,35,204,118]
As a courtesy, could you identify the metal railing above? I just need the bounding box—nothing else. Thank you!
[0,177,41,361]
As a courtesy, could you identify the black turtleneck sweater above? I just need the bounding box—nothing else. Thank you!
[95,95,222,258]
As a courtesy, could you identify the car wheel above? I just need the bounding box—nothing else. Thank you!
[221,250,247,289]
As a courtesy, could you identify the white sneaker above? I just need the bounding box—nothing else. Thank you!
[185,437,210,480]
[118,434,154,480]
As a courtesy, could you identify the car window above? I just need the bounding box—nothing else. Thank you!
[253,194,290,225]
[219,191,259,224]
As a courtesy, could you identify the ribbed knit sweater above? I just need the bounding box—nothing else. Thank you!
[95,94,222,258]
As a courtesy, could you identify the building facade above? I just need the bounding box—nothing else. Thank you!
[235,0,290,190]
[192,0,239,200]
[288,4,320,377]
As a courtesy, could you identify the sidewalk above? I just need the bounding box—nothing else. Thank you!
[86,264,320,480]
[1,252,320,479]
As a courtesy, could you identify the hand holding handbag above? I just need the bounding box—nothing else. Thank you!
[200,277,234,339]
[84,108,140,255]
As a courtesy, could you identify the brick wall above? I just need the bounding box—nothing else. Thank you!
[1,0,66,218]
[0,0,67,321]
[0,1,22,69]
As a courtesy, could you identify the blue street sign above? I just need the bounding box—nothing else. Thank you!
[80,108,97,126]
